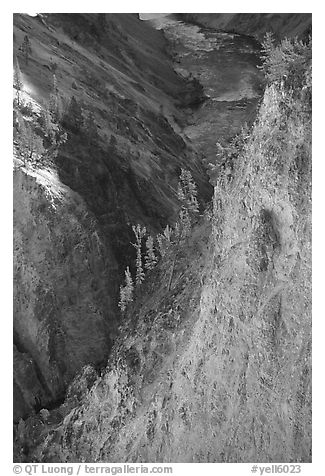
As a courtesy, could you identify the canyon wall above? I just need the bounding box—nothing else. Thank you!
[15,38,312,461]
[13,166,116,421]
[13,13,211,421]
[179,14,312,41]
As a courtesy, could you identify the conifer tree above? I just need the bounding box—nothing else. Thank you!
[62,96,84,132]
[16,115,44,165]
[119,286,127,313]
[19,35,32,66]
[177,180,186,204]
[164,224,172,242]
[144,235,157,271]
[13,56,23,107]
[179,207,191,238]
[261,32,275,63]
[176,168,199,237]
[157,225,173,257]
[118,266,134,313]
[49,58,58,74]
[39,105,52,135]
[49,74,61,120]
[173,221,181,241]
[177,168,199,215]
[132,224,147,286]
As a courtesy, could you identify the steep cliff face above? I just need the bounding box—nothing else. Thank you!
[13,166,116,421]
[13,13,212,421]
[179,14,312,42]
[16,37,311,461]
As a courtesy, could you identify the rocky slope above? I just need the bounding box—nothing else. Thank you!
[179,14,312,42]
[14,34,312,462]
[13,13,212,421]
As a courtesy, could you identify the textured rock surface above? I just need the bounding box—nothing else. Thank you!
[13,167,116,420]
[179,14,312,42]
[13,13,212,420]
[13,13,311,463]
[16,78,311,462]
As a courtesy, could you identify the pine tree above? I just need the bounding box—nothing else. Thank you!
[176,168,199,237]
[178,168,199,214]
[49,58,58,74]
[157,225,173,257]
[118,266,134,313]
[49,74,61,120]
[179,207,191,238]
[62,96,84,132]
[16,115,44,166]
[13,56,23,107]
[187,177,199,214]
[118,286,127,313]
[177,181,186,204]
[261,32,275,64]
[39,105,52,134]
[19,35,32,66]
[132,224,147,286]
[173,221,181,241]
[144,235,157,271]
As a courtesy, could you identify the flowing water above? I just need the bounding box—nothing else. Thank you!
[140,14,264,166]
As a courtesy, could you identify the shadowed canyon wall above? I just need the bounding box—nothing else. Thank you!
[13,12,211,421]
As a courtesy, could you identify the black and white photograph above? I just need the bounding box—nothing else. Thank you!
[11,2,314,470]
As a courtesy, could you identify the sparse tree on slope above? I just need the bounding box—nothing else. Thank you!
[132,224,147,286]
[179,207,191,238]
[15,113,44,166]
[62,96,84,132]
[118,267,134,313]
[177,168,199,237]
[19,35,32,66]
[144,235,157,271]
[177,168,199,215]
[157,225,173,257]
[13,56,23,106]
[49,74,62,121]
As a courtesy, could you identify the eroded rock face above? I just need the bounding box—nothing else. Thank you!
[13,167,117,420]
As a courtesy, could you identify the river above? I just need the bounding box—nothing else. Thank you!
[140,14,264,167]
